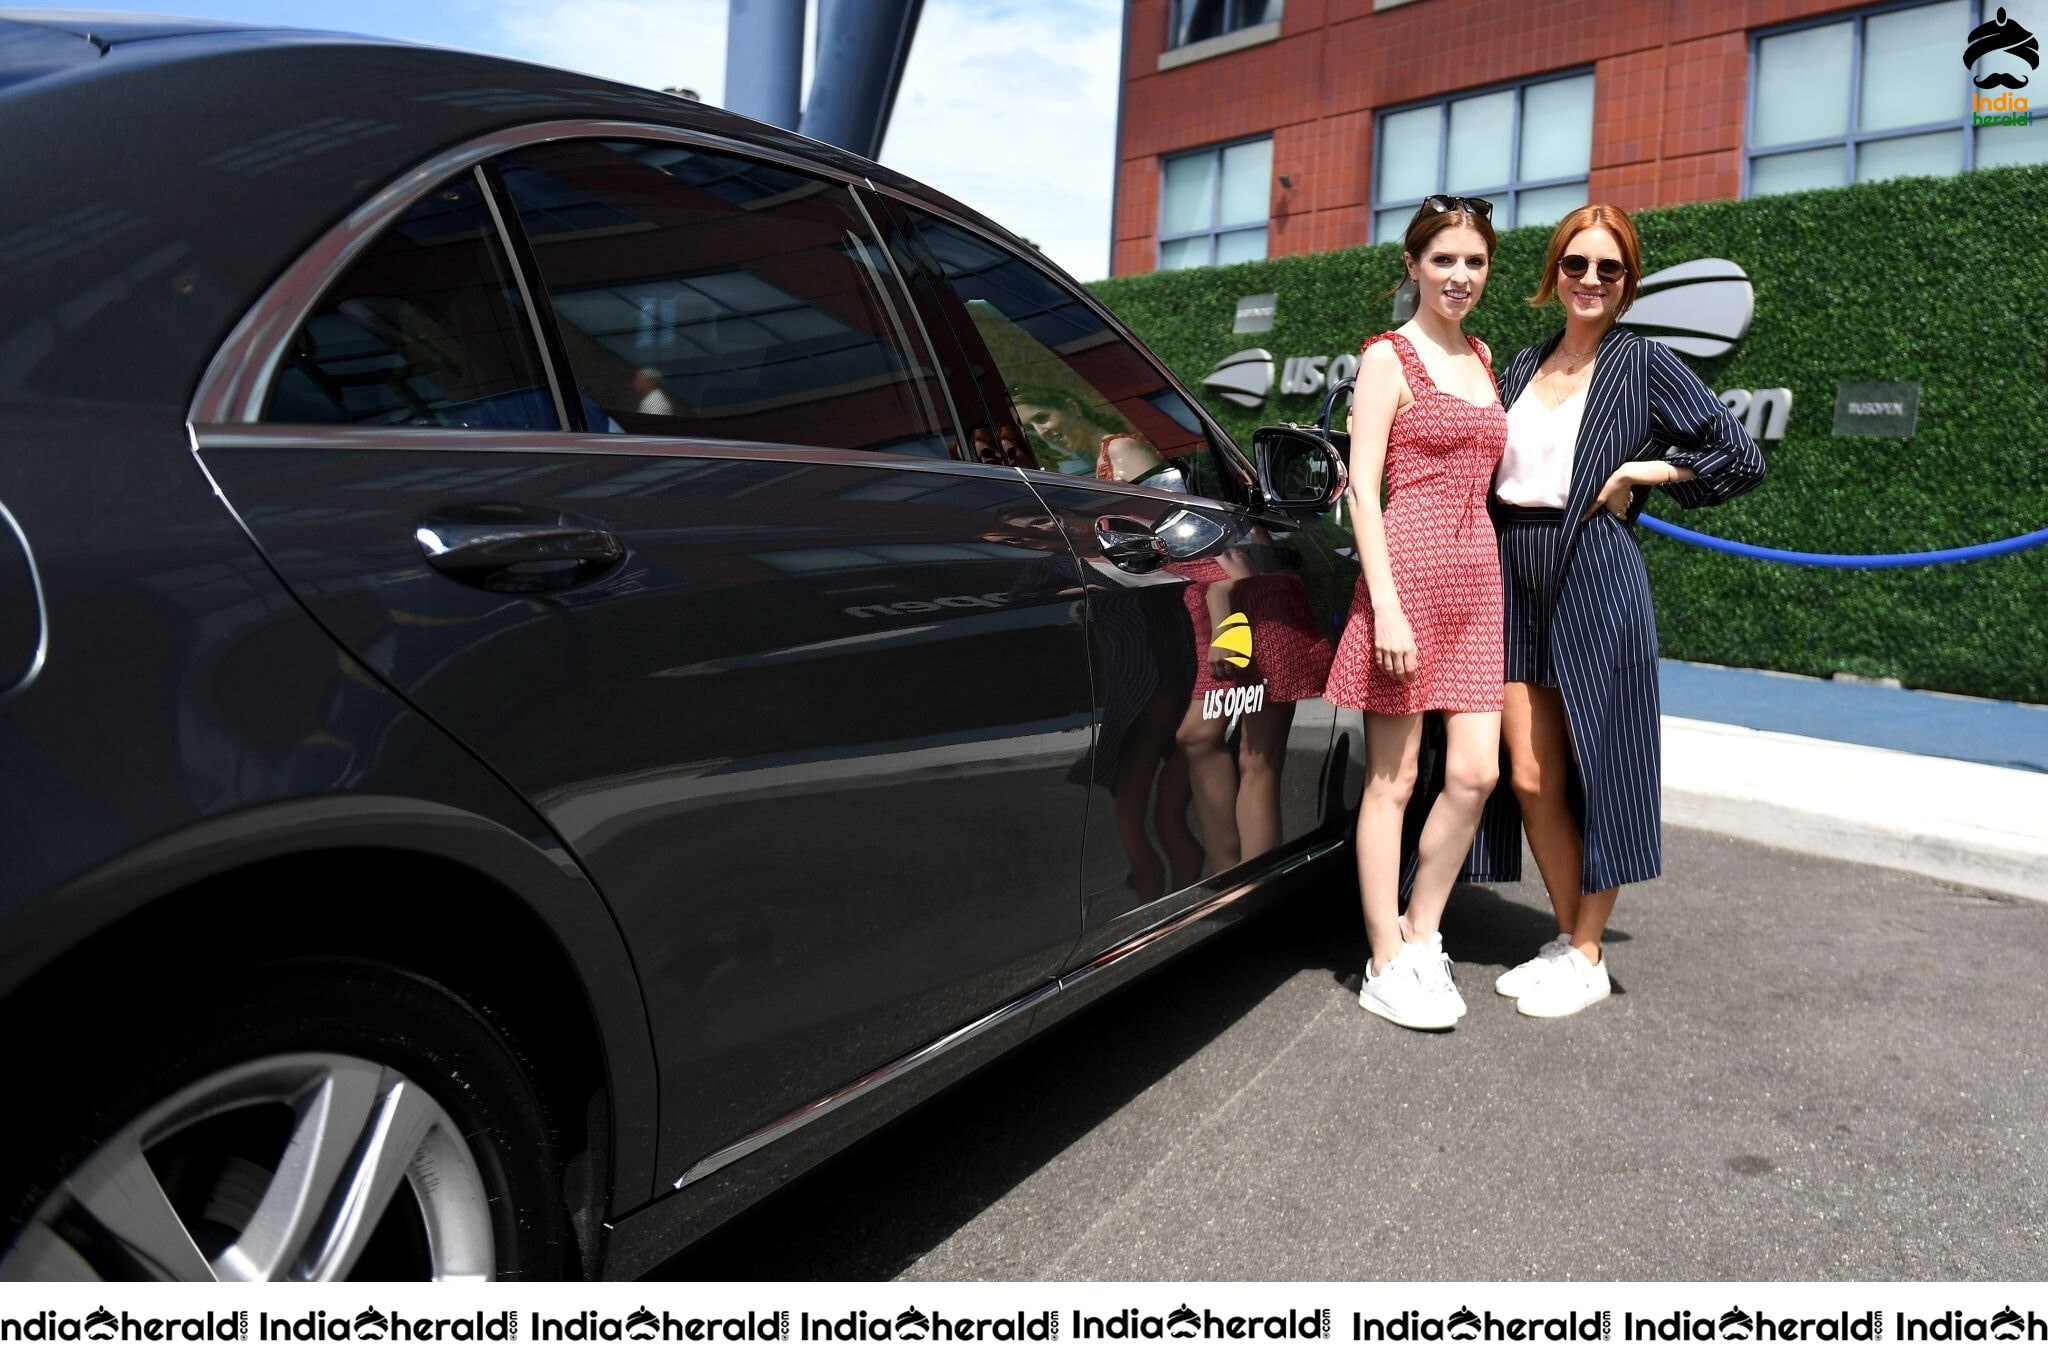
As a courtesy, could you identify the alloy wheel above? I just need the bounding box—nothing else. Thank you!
[1,1051,495,1281]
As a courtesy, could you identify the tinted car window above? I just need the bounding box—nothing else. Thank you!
[266,171,559,429]
[895,210,1236,495]
[497,139,952,457]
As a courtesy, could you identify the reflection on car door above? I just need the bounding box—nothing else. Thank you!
[879,204,1341,960]
[192,141,1099,1184]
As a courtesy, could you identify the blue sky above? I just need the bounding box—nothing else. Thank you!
[72,0,1122,277]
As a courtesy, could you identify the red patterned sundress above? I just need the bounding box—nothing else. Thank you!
[1096,432,1138,481]
[1326,331,1506,716]
[1171,555,1234,697]
[1230,573,1334,702]
[1175,555,1334,703]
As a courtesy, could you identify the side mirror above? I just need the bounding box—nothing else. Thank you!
[1252,424,1348,519]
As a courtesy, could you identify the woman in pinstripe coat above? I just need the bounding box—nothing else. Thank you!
[1481,204,1764,1018]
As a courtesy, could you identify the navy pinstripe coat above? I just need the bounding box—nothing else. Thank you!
[1461,325,1766,894]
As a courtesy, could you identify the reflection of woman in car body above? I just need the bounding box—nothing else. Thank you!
[1479,204,1764,1018]
[993,506,1201,903]
[1164,528,1331,872]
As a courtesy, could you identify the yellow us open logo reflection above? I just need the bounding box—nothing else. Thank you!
[1201,612,1266,721]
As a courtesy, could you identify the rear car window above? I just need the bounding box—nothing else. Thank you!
[494,139,953,458]
[266,170,559,429]
[893,209,1239,496]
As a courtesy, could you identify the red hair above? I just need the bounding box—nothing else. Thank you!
[1528,204,1643,315]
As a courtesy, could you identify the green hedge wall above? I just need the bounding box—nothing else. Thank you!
[1090,166,2048,704]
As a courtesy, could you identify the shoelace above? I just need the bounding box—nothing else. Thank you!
[1421,948,1459,994]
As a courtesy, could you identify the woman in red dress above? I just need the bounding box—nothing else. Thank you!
[1326,197,1507,1031]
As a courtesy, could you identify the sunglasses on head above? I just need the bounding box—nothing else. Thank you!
[1559,254,1627,283]
[1418,194,1493,219]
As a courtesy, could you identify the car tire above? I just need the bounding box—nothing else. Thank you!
[0,959,567,1281]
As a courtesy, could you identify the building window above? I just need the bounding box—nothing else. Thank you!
[1747,0,2048,196]
[1370,73,1595,243]
[1170,0,1283,48]
[1159,137,1272,270]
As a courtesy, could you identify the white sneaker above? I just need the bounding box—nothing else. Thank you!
[1514,946,1611,1018]
[1495,933,1573,998]
[1395,918,1466,1016]
[1409,931,1468,1019]
[1358,944,1460,1030]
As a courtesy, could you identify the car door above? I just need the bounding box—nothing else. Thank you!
[875,201,1343,962]
[190,135,1096,1183]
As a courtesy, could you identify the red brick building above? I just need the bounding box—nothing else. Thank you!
[1111,0,2046,276]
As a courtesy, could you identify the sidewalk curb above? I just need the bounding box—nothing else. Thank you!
[1662,717,2048,904]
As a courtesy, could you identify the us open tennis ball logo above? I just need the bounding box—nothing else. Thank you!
[1212,611,1253,667]
[1624,259,1753,359]
[1201,613,1266,721]
[1203,349,1275,408]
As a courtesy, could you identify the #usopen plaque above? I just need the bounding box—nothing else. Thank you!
[1832,381,1922,438]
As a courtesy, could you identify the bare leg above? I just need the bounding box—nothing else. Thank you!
[1402,709,1501,942]
[1177,698,1241,872]
[1233,700,1295,861]
[1110,688,1180,903]
[1357,712,1421,973]
[1153,746,1203,890]
[1503,682,1583,936]
[1569,887,1618,965]
[1503,682,1615,962]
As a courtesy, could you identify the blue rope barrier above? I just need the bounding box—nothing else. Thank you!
[1638,515,2048,568]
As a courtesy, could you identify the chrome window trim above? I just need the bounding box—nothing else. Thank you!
[185,423,1042,485]
[187,118,883,428]
[846,184,968,447]
[474,164,572,431]
[670,833,1345,1190]
[866,184,1261,495]
[0,498,51,697]
[1020,466,1240,516]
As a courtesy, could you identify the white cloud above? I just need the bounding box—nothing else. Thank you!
[477,0,1120,280]
[482,0,729,101]
[881,0,1120,279]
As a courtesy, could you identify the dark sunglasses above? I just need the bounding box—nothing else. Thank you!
[1419,194,1493,219]
[1559,253,1627,283]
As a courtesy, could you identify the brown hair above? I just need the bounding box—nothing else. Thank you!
[1387,202,1498,297]
[1528,203,1643,314]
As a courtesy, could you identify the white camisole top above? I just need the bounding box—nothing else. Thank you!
[1494,384,1587,509]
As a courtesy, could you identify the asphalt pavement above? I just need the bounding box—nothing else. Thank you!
[652,664,2048,1281]
[655,825,2047,1281]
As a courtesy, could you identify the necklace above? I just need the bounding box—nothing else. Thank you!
[1553,342,1597,375]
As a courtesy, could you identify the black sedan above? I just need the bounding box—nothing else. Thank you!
[0,11,1355,1280]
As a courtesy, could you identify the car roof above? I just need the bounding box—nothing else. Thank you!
[0,13,1041,415]
[0,8,257,43]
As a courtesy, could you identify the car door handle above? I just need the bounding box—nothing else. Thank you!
[1095,506,1238,572]
[415,504,624,593]
[1094,515,1168,573]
